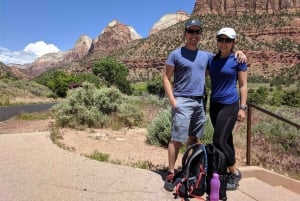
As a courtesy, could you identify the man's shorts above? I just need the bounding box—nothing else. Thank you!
[171,96,206,142]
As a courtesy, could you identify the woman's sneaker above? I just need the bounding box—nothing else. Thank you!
[227,169,242,191]
[164,171,175,191]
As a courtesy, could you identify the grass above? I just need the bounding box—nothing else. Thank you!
[85,151,154,170]
[17,110,53,120]
[49,123,75,151]
[87,151,110,162]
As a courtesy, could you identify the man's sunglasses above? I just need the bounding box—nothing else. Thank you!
[185,28,202,35]
[217,37,234,43]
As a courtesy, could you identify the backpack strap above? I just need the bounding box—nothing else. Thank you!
[181,143,207,167]
[183,143,208,195]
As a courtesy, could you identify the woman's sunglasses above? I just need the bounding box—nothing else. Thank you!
[185,28,202,35]
[217,37,234,43]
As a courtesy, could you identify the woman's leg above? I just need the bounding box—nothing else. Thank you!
[210,102,241,190]
[211,103,238,166]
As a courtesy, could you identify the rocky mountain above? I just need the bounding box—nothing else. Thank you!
[105,13,300,80]
[15,20,142,78]
[14,35,92,78]
[5,0,300,81]
[0,61,27,79]
[14,11,195,78]
[149,11,190,35]
[193,0,300,15]
[89,20,142,57]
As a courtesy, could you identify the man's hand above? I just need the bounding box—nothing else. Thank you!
[235,51,247,63]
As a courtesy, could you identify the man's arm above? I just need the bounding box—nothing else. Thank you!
[163,65,176,108]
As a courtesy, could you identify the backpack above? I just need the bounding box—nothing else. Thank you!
[173,143,208,200]
[205,144,228,201]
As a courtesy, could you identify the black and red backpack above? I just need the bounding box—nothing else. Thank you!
[173,143,208,200]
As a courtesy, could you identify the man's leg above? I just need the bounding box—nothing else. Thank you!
[164,140,181,191]
[187,135,198,147]
[167,140,181,174]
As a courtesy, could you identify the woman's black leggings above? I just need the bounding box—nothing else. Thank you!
[209,101,239,167]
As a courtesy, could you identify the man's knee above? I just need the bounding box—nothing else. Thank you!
[187,136,198,146]
[169,140,182,148]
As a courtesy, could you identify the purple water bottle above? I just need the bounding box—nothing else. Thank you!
[210,173,220,201]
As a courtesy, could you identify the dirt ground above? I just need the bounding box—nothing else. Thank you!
[0,118,244,171]
[0,118,182,170]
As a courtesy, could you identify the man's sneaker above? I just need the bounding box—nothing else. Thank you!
[226,169,242,191]
[164,171,175,191]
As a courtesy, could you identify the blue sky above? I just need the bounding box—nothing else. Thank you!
[0,0,195,64]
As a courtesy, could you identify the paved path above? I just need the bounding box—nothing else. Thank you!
[0,132,299,201]
[0,103,56,121]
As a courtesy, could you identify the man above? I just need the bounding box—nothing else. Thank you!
[163,19,246,191]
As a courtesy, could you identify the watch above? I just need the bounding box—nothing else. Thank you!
[240,105,247,111]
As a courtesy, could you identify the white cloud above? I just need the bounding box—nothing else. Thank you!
[0,41,60,65]
[24,41,60,57]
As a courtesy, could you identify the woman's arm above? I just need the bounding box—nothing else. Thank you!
[237,70,248,122]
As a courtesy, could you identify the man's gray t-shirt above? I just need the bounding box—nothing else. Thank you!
[166,47,213,97]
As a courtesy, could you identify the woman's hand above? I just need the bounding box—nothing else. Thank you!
[237,109,246,122]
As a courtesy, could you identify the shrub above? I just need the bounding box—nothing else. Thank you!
[270,89,284,106]
[146,108,171,147]
[92,57,133,95]
[115,96,144,128]
[87,152,110,162]
[248,86,269,104]
[92,86,124,114]
[35,69,77,98]
[52,82,143,129]
[131,82,147,96]
[202,115,214,144]
[282,90,300,107]
[146,75,164,97]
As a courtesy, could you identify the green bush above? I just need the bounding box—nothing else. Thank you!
[52,82,143,129]
[202,115,214,144]
[116,96,144,128]
[92,57,132,95]
[252,107,300,154]
[131,82,147,96]
[146,108,171,147]
[92,86,124,114]
[146,75,164,97]
[270,89,284,106]
[248,86,269,104]
[35,69,77,98]
[282,90,300,107]
[146,101,214,147]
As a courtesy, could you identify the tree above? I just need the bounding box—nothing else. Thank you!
[92,57,132,94]
[49,71,76,97]
[147,75,164,97]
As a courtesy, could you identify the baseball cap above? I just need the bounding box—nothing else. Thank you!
[185,19,202,29]
[217,27,236,39]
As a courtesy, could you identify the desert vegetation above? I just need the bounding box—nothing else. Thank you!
[37,58,297,180]
[1,10,299,180]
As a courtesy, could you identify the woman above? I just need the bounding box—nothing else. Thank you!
[206,27,248,191]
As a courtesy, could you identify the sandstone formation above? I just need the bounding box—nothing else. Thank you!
[245,27,300,43]
[149,11,190,35]
[20,35,92,77]
[193,0,300,15]
[64,35,93,60]
[3,0,299,80]
[19,20,141,78]
[89,20,142,57]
